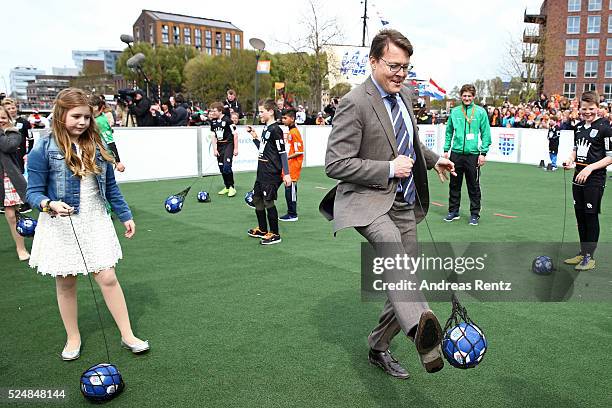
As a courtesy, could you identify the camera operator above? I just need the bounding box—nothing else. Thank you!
[128,89,155,127]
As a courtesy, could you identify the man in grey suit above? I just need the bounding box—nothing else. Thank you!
[321,29,456,379]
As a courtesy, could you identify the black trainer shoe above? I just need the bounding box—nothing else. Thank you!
[247,227,267,238]
[279,214,298,222]
[444,212,460,222]
[261,233,281,245]
[469,215,479,226]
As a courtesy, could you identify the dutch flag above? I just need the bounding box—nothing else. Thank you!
[418,79,447,100]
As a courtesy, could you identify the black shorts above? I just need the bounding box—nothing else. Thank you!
[217,143,234,170]
[253,180,282,202]
[573,183,605,214]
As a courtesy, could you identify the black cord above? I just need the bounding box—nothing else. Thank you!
[556,168,569,271]
[68,214,111,364]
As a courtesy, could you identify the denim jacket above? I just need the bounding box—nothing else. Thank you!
[26,134,133,223]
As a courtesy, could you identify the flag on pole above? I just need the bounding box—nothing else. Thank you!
[257,60,271,74]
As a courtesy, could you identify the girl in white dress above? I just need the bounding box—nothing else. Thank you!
[26,88,149,360]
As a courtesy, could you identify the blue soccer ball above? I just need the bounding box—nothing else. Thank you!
[197,191,210,202]
[442,322,487,369]
[16,217,37,237]
[245,191,255,208]
[164,195,183,213]
[532,255,553,275]
[80,363,124,402]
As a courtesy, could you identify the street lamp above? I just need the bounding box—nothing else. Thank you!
[249,37,266,124]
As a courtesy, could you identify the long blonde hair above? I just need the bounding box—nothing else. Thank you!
[51,88,115,177]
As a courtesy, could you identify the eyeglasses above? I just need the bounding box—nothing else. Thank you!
[380,58,413,74]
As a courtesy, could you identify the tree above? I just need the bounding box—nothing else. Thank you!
[183,49,272,113]
[485,77,504,106]
[499,32,542,102]
[449,86,461,100]
[329,82,352,98]
[473,79,487,102]
[278,0,343,111]
[116,43,197,97]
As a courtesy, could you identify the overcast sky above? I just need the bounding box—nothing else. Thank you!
[1,0,543,94]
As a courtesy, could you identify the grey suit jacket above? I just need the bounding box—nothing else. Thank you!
[321,77,439,233]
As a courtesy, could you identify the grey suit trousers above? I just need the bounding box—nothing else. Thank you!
[356,196,429,351]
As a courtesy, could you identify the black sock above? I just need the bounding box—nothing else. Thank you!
[267,205,279,234]
[256,210,267,232]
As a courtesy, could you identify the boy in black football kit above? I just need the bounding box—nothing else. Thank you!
[209,102,238,197]
[246,99,292,245]
[563,91,612,270]
[547,117,561,170]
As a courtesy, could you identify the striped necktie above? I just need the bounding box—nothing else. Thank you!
[385,94,415,204]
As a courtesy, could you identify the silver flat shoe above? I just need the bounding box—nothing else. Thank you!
[121,339,150,354]
[61,342,81,361]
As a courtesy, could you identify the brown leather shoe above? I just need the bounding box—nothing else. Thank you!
[414,310,444,373]
[368,349,410,379]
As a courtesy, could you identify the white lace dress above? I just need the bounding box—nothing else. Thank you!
[29,174,123,277]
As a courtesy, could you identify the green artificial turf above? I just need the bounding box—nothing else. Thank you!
[1,162,611,407]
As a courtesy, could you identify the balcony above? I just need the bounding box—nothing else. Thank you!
[524,9,546,24]
[522,52,544,64]
[523,28,541,43]
[520,75,543,84]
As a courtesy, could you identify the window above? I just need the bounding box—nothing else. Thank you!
[149,24,154,44]
[588,0,602,10]
[584,83,596,92]
[206,48,212,55]
[205,31,212,47]
[586,38,600,55]
[585,60,598,77]
[568,16,580,33]
[195,29,201,47]
[587,16,601,33]
[606,61,612,77]
[173,26,180,44]
[608,15,612,32]
[162,25,169,43]
[566,39,579,56]
[225,49,231,56]
[604,84,612,100]
[215,32,222,49]
[234,34,241,48]
[135,27,140,42]
[569,0,581,11]
[225,33,231,49]
[184,28,191,45]
[564,83,577,98]
[565,61,578,78]
[607,38,612,55]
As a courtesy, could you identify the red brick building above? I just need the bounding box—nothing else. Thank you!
[132,10,243,56]
[525,0,612,100]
